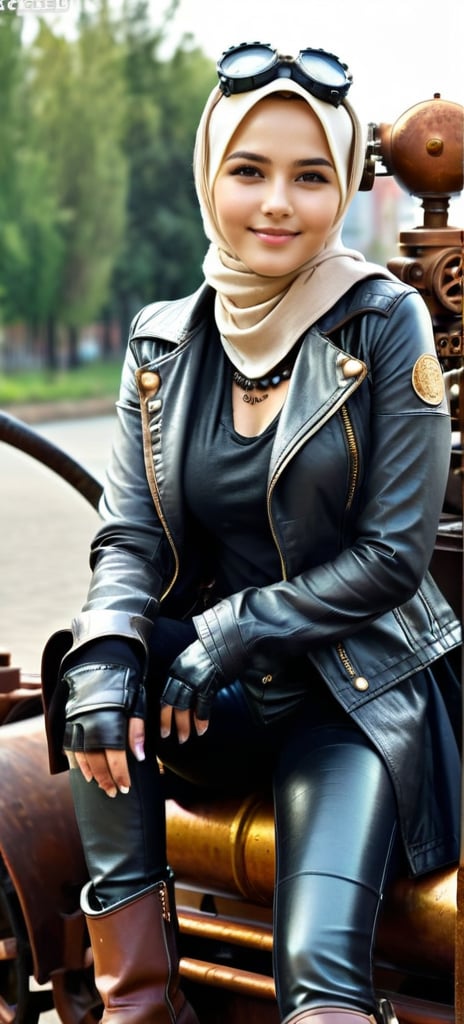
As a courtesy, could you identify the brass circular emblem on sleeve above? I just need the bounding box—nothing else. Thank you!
[411,354,444,406]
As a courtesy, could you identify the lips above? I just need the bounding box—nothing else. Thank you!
[251,227,299,244]
[252,227,298,236]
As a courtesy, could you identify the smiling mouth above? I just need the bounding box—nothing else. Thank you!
[251,227,299,242]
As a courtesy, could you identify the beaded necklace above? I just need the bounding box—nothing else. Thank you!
[232,364,293,392]
[231,340,302,395]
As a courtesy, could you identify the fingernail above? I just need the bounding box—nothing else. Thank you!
[107,787,118,798]
[196,723,208,736]
[119,785,130,795]
[160,727,170,739]
[134,742,145,762]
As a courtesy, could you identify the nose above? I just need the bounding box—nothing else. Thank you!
[260,176,293,217]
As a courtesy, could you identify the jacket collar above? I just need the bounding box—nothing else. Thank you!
[134,280,368,475]
[130,284,214,347]
[135,293,367,511]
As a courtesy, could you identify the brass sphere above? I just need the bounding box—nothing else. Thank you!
[379,96,464,197]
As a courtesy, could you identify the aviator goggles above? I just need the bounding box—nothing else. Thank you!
[217,42,353,108]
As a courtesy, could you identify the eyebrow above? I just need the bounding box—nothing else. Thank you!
[225,150,334,168]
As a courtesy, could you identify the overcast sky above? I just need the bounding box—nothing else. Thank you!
[161,0,463,123]
[20,0,463,123]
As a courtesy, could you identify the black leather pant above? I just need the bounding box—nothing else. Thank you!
[272,719,398,1017]
[69,618,399,1017]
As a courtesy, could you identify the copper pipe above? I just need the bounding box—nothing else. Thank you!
[178,909,273,952]
[166,796,275,904]
[167,797,456,975]
[179,956,275,1000]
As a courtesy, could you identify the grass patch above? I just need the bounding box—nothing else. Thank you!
[0,360,123,405]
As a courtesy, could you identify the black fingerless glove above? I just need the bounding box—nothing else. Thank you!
[42,614,152,772]
[63,648,145,754]
[161,639,223,722]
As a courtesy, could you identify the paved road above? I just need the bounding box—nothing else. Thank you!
[1,415,116,674]
[1,413,116,1015]
[1,415,117,1020]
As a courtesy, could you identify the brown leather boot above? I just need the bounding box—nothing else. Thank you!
[82,878,199,1023]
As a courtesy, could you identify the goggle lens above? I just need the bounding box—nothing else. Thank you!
[220,43,277,78]
[297,50,349,88]
[217,43,352,107]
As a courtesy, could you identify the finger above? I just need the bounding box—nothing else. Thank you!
[71,750,94,783]
[79,750,119,797]
[106,748,131,794]
[128,716,146,763]
[160,703,173,739]
[174,708,192,744]
[64,749,79,770]
[194,712,209,736]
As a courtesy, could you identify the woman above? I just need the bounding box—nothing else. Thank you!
[43,43,461,1024]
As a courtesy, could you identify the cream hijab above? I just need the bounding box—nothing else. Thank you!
[193,77,395,378]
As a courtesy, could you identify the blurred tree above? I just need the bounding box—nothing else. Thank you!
[110,0,216,338]
[10,149,66,368]
[29,5,128,365]
[0,14,65,370]
[0,0,216,369]
[0,16,32,331]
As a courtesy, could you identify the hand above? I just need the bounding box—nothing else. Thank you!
[63,661,145,796]
[67,716,146,797]
[160,639,222,742]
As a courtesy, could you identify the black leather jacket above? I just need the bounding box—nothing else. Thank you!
[57,277,462,875]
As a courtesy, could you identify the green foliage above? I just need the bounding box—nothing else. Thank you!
[111,3,216,318]
[29,13,128,329]
[0,360,122,404]
[6,147,66,327]
[0,13,33,324]
[0,0,216,364]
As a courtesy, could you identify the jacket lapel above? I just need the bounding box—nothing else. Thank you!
[269,325,367,482]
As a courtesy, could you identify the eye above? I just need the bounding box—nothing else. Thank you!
[297,170,329,184]
[229,163,263,178]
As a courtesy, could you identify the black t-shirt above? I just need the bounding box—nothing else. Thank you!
[183,330,282,598]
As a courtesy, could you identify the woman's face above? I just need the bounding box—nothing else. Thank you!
[213,97,341,278]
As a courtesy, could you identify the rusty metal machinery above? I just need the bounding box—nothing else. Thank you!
[366,94,463,364]
[366,95,464,624]
[366,93,464,1024]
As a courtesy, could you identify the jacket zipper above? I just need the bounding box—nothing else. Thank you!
[336,640,369,691]
[150,475,180,603]
[267,483,288,581]
[336,641,356,677]
[340,404,359,511]
[141,396,180,603]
